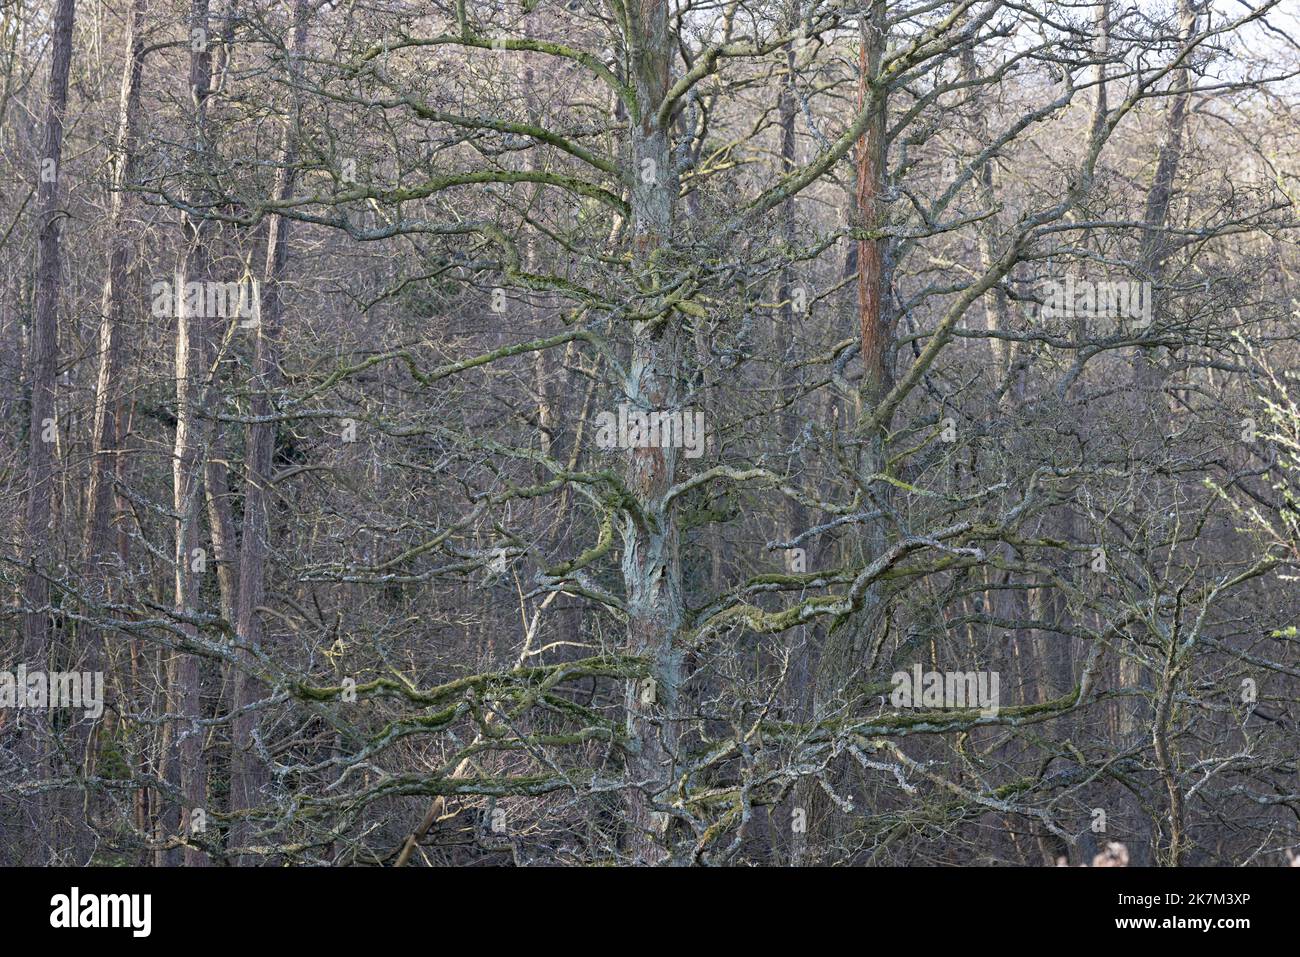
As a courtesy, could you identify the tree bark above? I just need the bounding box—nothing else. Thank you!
[20,0,77,865]
[621,0,684,866]
[1127,0,1197,866]
[162,0,217,867]
[230,0,310,861]
[84,0,147,692]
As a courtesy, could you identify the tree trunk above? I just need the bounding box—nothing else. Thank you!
[230,0,310,861]
[804,3,892,861]
[621,0,683,866]
[78,0,149,866]
[20,0,76,865]
[162,0,216,867]
[1127,0,1196,866]
[84,0,146,700]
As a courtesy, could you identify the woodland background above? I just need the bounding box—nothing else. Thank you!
[1,0,1299,866]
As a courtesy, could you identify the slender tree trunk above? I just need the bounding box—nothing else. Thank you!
[162,0,216,867]
[85,0,146,627]
[75,0,149,866]
[804,3,891,861]
[958,43,1012,376]
[205,448,239,624]
[20,0,76,865]
[809,11,892,692]
[853,4,890,418]
[201,5,242,637]
[230,0,310,861]
[1126,0,1195,866]
[1121,0,1190,738]
[775,25,819,867]
[84,0,147,705]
